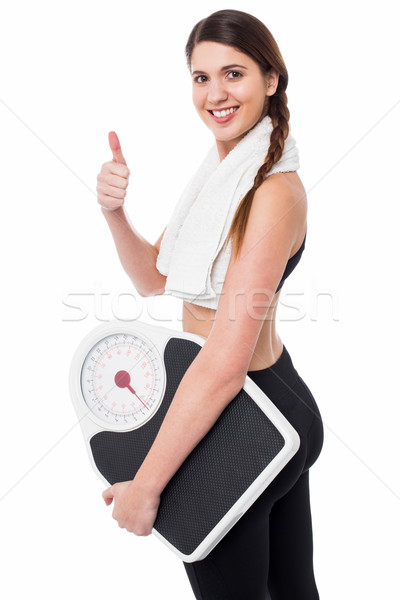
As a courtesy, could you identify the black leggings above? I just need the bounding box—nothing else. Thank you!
[182,345,324,600]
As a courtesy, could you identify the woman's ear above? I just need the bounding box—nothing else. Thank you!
[265,69,279,96]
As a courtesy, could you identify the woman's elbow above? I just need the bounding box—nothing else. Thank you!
[197,353,247,399]
[137,273,166,297]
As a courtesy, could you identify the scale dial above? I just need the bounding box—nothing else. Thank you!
[80,332,164,431]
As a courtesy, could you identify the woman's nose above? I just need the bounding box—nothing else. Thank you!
[207,79,229,105]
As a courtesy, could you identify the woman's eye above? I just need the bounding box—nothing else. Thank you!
[227,71,242,79]
[193,75,207,83]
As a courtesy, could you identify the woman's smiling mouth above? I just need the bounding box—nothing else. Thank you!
[207,106,240,122]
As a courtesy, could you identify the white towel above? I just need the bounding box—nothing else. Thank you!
[156,114,300,309]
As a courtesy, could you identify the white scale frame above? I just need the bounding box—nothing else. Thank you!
[69,319,300,562]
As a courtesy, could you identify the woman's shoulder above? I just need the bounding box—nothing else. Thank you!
[250,171,307,253]
[253,171,306,218]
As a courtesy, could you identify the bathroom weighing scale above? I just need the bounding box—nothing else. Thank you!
[69,319,300,562]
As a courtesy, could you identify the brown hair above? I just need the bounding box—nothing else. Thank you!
[185,9,291,261]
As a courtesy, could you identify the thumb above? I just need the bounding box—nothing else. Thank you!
[108,131,127,165]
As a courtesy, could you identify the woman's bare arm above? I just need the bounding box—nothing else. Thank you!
[97,132,167,297]
[101,206,166,297]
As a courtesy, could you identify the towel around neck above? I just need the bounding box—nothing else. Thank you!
[156,114,300,309]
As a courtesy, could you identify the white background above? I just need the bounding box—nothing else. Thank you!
[1,0,399,598]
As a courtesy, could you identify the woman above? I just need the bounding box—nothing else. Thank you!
[98,9,324,600]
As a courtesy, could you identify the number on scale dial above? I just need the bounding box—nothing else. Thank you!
[80,332,164,431]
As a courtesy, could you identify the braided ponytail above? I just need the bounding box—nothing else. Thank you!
[223,92,290,261]
[185,8,292,260]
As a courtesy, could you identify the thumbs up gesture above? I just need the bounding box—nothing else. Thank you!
[96,132,130,211]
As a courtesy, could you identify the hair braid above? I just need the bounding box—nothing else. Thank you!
[223,92,290,260]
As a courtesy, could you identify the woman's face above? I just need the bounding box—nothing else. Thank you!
[190,41,278,160]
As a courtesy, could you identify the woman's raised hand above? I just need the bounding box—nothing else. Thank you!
[96,131,130,211]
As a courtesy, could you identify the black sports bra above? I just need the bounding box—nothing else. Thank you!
[275,232,307,293]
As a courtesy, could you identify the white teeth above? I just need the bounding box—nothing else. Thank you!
[211,106,238,117]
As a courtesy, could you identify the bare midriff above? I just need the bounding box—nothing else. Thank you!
[182,287,284,371]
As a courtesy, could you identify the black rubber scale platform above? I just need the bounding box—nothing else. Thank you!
[89,337,285,557]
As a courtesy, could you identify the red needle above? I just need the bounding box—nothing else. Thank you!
[114,370,149,410]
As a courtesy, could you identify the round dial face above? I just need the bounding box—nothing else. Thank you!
[80,332,164,431]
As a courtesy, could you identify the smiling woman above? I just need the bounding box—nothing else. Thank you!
[190,42,278,158]
[97,8,324,600]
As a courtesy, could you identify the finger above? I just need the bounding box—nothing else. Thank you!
[108,131,127,166]
[99,172,129,190]
[102,486,115,504]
